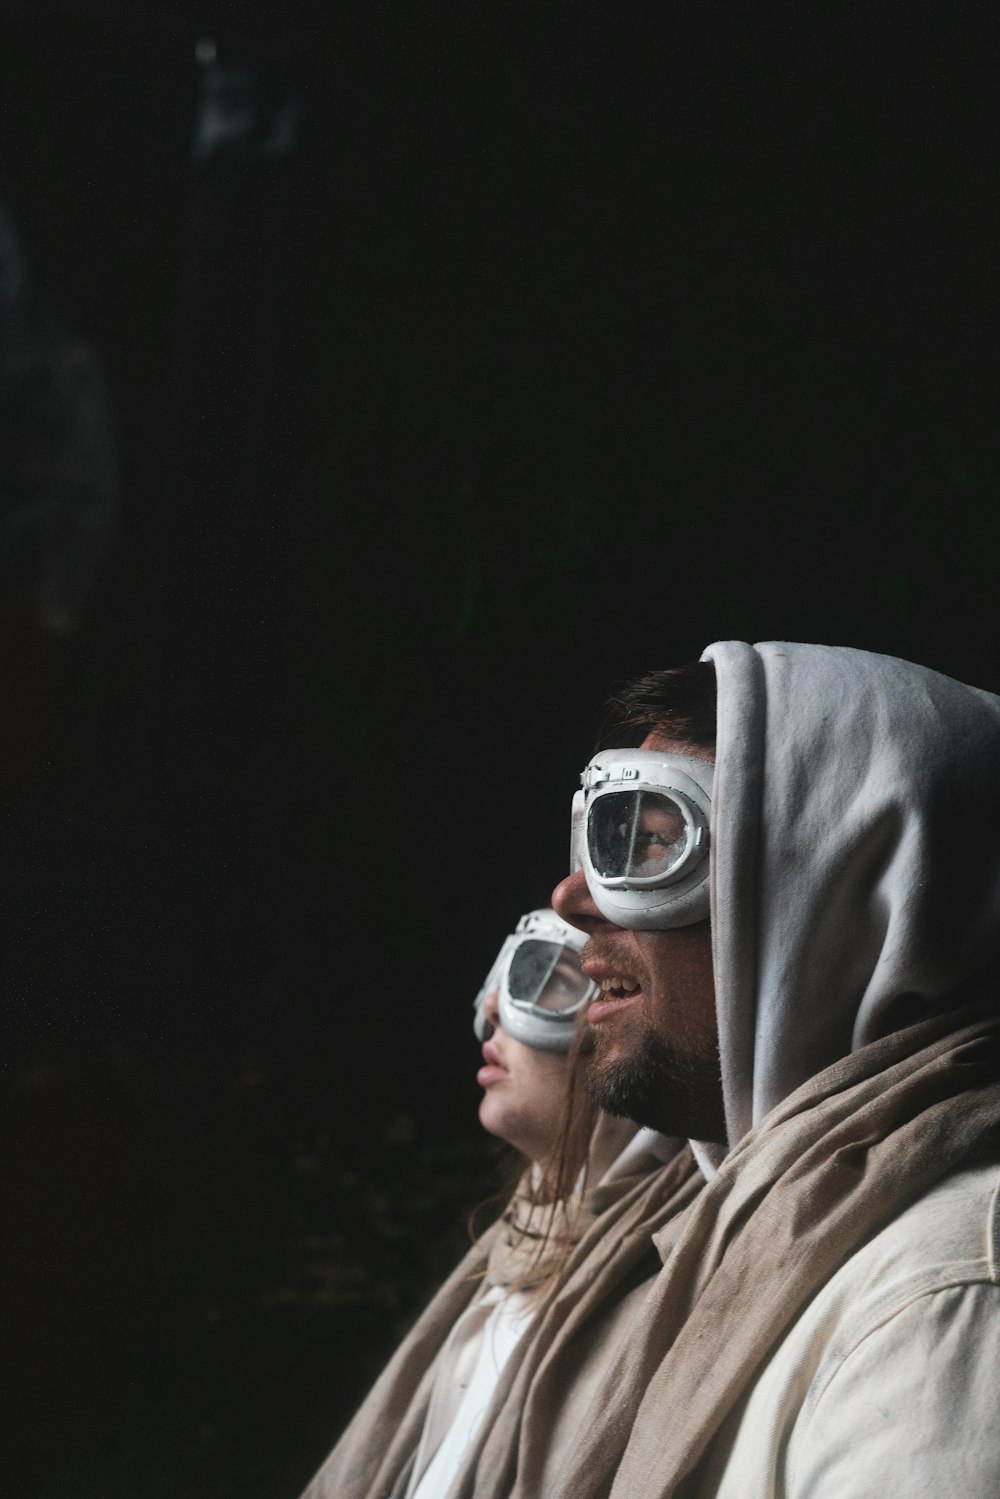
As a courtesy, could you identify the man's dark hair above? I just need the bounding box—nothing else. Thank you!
[605,660,717,752]
[602,659,719,749]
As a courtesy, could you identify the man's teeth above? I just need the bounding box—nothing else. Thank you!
[599,976,639,995]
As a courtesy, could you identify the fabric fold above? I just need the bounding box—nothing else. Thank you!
[450,1143,702,1499]
[534,1004,1000,1499]
[299,1121,697,1499]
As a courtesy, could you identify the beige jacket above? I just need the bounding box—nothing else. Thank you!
[467,1008,1000,1499]
[698,1152,1000,1497]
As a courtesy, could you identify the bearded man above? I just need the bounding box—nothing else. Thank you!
[537,641,1000,1499]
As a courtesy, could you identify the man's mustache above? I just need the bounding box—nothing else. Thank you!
[583,936,649,985]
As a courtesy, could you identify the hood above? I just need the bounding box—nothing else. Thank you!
[702,640,1000,1149]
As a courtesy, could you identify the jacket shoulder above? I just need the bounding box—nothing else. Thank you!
[786,1156,1000,1497]
[702,1156,1000,1499]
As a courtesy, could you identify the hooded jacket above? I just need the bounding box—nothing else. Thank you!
[507,641,1000,1499]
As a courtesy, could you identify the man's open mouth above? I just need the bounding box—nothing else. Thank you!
[587,974,643,1025]
[598,975,641,999]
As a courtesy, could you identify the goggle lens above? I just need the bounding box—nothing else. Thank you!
[588,789,691,881]
[506,938,591,1014]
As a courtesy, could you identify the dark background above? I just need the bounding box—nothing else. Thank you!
[2,3,998,1495]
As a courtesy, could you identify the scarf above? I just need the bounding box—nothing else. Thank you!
[300,1118,698,1499]
[532,1005,1000,1498]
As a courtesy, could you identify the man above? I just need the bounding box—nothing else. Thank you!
[538,641,1000,1499]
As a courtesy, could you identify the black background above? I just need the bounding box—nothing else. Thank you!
[2,3,999,1495]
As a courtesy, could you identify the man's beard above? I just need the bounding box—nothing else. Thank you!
[587,1023,726,1143]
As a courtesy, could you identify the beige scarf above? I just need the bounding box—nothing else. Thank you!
[443,1142,701,1498]
[474,1004,1000,1499]
[300,1119,701,1499]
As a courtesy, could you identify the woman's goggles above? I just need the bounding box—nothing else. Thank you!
[473,908,597,1052]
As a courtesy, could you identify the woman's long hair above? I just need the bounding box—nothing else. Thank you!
[473,1008,599,1302]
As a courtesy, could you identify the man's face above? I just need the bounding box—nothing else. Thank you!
[552,734,725,1143]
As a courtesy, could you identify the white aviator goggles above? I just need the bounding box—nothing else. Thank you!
[570,747,714,930]
[473,908,598,1053]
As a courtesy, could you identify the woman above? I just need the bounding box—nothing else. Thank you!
[298,909,699,1499]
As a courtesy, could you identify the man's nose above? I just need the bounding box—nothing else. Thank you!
[551,868,605,933]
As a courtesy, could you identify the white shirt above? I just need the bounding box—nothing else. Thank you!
[407,1286,533,1499]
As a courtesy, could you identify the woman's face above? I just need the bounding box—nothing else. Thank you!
[476,989,571,1167]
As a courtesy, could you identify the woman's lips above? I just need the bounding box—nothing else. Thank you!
[478,1041,508,1087]
[477,1063,508,1085]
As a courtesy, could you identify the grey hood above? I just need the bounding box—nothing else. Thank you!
[702,640,1000,1149]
